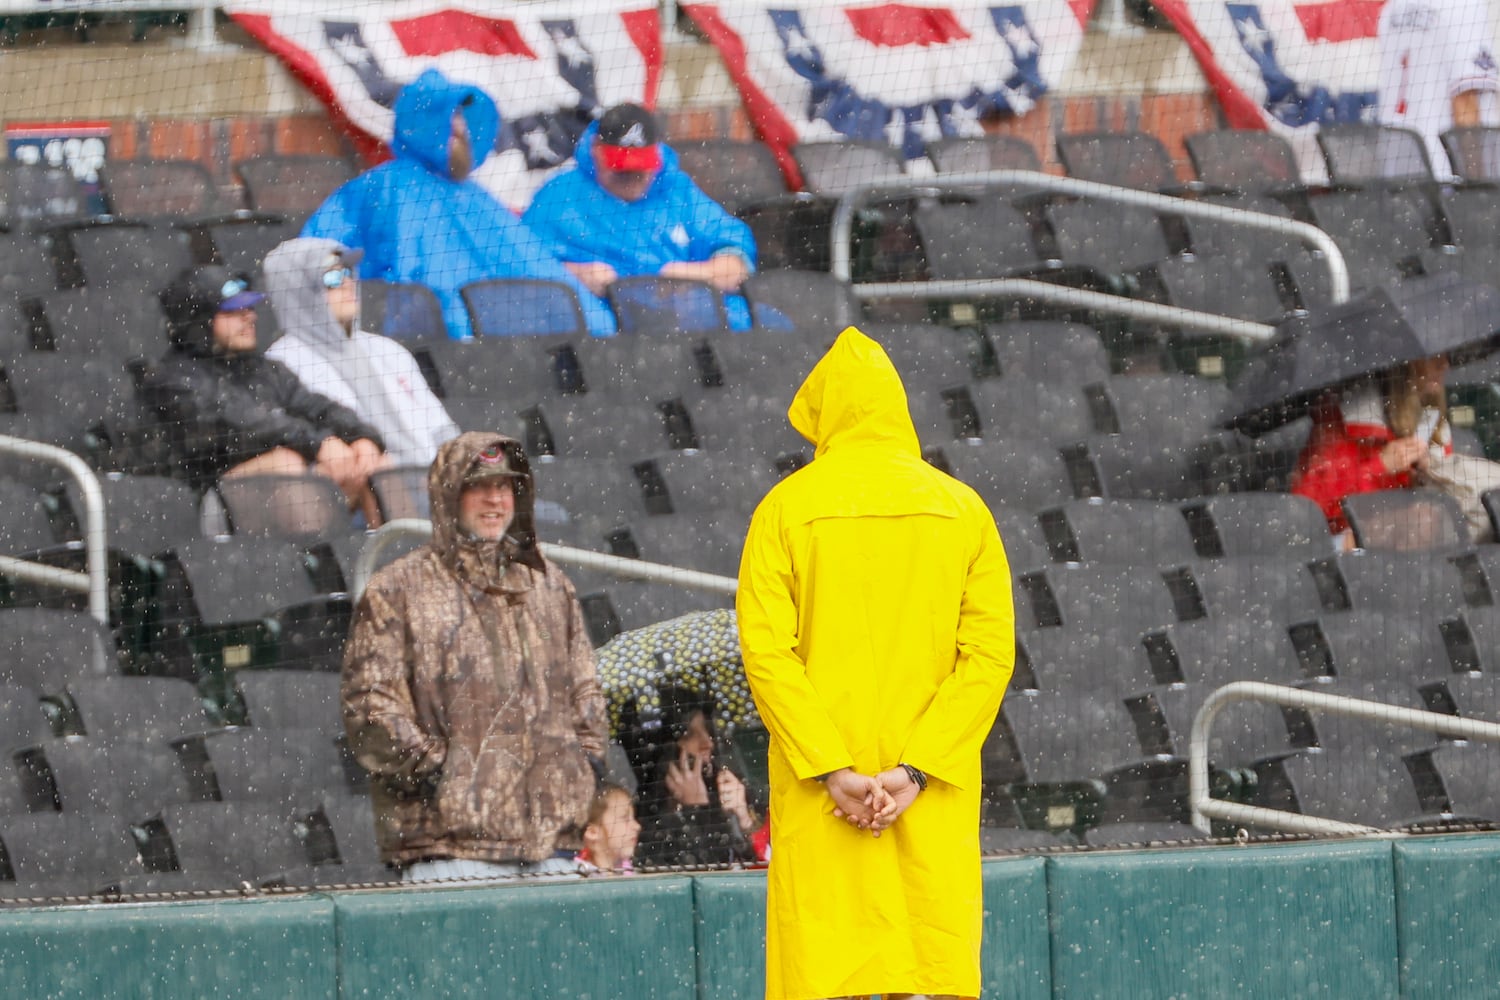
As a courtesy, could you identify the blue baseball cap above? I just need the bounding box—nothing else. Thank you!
[218,275,265,313]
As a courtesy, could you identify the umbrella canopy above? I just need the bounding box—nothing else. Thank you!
[594,609,759,736]
[1226,272,1500,435]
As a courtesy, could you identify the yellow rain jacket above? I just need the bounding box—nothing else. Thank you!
[737,327,1015,1000]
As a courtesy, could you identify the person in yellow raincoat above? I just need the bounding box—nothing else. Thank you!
[737,327,1015,1000]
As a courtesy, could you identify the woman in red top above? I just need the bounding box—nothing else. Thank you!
[1291,355,1452,543]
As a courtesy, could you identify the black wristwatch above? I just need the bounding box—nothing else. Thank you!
[899,762,927,792]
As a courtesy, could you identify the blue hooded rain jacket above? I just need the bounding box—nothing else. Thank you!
[303,69,616,340]
[522,122,758,330]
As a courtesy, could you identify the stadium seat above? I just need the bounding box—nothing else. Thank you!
[631,451,776,517]
[914,198,1046,280]
[1037,498,1198,566]
[608,510,749,579]
[358,280,447,340]
[1294,676,1441,756]
[523,393,684,459]
[1138,253,1287,323]
[188,727,358,805]
[462,278,591,338]
[1303,189,1433,291]
[570,336,706,402]
[675,390,812,465]
[1254,746,1432,831]
[0,231,62,298]
[609,276,730,334]
[674,139,791,214]
[63,676,209,743]
[1178,192,1306,270]
[0,608,119,692]
[1430,671,1500,722]
[1174,555,1329,623]
[99,159,226,219]
[926,134,1041,175]
[985,320,1111,386]
[1179,492,1331,559]
[965,378,1094,445]
[1424,743,1500,824]
[1184,129,1305,196]
[1441,607,1500,674]
[943,438,1075,512]
[1018,564,1179,631]
[742,269,863,332]
[569,575,732,642]
[147,800,315,888]
[0,811,145,894]
[412,333,577,401]
[235,670,341,732]
[234,155,357,223]
[1061,434,1224,502]
[1312,549,1471,620]
[0,683,52,752]
[178,215,298,276]
[1133,682,1299,768]
[48,219,196,290]
[30,284,170,363]
[1441,126,1500,183]
[1288,610,1450,685]
[1341,489,1471,553]
[0,476,63,555]
[18,737,197,816]
[1141,614,1306,687]
[1015,625,1155,698]
[529,455,645,538]
[437,394,530,441]
[0,163,88,229]
[793,140,904,196]
[1046,200,1176,279]
[214,473,356,544]
[1084,374,1232,442]
[1315,123,1433,186]
[1056,131,1184,193]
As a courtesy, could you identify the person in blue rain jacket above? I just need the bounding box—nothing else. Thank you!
[523,103,760,330]
[303,68,616,340]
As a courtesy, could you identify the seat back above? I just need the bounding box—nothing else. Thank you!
[462,278,589,337]
[235,156,356,219]
[99,160,224,218]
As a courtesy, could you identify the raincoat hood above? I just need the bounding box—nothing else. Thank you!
[392,68,501,178]
[572,119,680,198]
[159,265,256,357]
[263,237,357,350]
[428,431,542,589]
[789,327,923,459]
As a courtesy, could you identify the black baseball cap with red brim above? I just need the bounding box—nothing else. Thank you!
[597,103,662,173]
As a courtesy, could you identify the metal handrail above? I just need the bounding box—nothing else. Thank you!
[0,435,107,624]
[847,277,1279,342]
[828,169,1353,323]
[1189,681,1500,836]
[352,518,739,600]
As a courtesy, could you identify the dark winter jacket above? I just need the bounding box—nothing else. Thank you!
[141,265,383,491]
[342,431,608,865]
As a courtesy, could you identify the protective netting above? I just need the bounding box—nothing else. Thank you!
[0,0,1498,912]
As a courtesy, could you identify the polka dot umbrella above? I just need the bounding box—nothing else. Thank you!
[595,608,760,739]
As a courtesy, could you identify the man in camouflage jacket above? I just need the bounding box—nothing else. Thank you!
[342,431,607,878]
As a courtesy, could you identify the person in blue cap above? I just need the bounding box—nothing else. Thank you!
[303,68,616,340]
[523,103,760,330]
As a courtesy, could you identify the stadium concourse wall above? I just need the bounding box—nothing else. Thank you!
[2,835,1497,997]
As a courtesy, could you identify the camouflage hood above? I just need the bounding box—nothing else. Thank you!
[428,431,544,589]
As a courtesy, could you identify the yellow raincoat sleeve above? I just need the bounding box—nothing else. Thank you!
[900,503,1015,790]
[737,500,855,780]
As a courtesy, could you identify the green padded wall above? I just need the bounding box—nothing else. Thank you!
[0,896,336,999]
[333,877,696,999]
[691,859,1052,1000]
[1394,835,1500,998]
[1046,841,1399,997]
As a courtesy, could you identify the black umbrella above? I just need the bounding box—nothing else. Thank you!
[1226,272,1500,436]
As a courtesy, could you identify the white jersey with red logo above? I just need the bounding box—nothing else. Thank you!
[1378,0,1499,179]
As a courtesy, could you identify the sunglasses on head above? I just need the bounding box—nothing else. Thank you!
[220,278,249,299]
[322,267,355,290]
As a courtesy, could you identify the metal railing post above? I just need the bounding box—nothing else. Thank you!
[828,169,1351,320]
[0,435,107,625]
[1189,681,1500,835]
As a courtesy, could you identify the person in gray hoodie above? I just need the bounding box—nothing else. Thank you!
[264,237,459,470]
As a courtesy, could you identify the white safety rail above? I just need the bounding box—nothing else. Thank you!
[829,169,1353,341]
[352,518,739,601]
[1190,681,1500,836]
[0,434,108,625]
